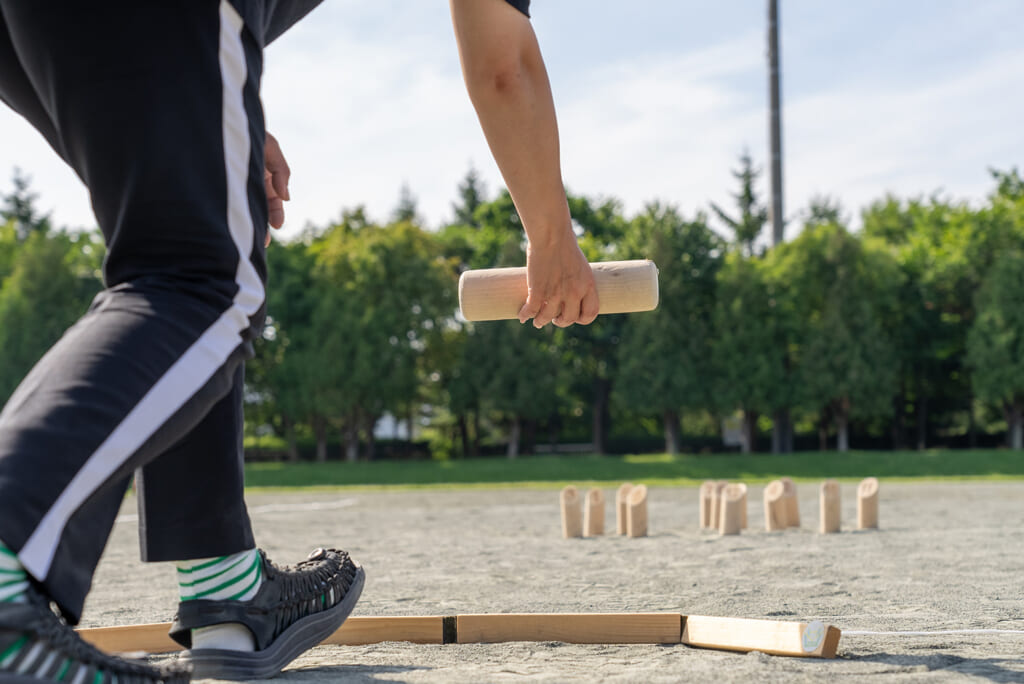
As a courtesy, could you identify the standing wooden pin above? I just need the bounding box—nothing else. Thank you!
[616,483,634,535]
[584,488,605,537]
[738,482,749,529]
[699,481,716,529]
[819,479,841,534]
[626,484,649,538]
[763,480,788,531]
[561,486,583,538]
[780,477,800,528]
[719,483,747,536]
[857,477,879,530]
[711,480,728,530]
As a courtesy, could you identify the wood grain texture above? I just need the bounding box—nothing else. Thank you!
[820,479,841,534]
[458,260,659,322]
[858,477,879,529]
[80,613,840,659]
[561,485,583,538]
[682,615,841,658]
[456,613,682,644]
[78,616,447,654]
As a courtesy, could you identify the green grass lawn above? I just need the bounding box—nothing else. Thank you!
[243,449,1024,491]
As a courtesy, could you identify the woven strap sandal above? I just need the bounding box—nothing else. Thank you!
[169,547,364,680]
[0,585,190,684]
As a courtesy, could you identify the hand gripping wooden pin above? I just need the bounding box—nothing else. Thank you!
[458,260,659,322]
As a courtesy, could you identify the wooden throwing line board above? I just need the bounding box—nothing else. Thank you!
[78,613,840,659]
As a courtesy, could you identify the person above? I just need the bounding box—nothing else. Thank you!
[0,0,598,681]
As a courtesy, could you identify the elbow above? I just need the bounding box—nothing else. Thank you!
[468,55,529,101]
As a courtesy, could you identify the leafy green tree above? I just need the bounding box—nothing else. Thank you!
[710,151,768,257]
[312,218,456,460]
[247,237,322,459]
[452,166,487,228]
[778,220,902,451]
[967,250,1024,448]
[615,204,723,453]
[711,253,794,452]
[392,184,420,224]
[0,231,102,404]
[2,169,52,239]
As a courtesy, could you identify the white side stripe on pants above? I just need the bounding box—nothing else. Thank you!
[19,0,264,579]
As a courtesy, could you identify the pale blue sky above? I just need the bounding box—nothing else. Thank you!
[1,1,1021,238]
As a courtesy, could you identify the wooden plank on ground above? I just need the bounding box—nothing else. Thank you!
[456,613,682,644]
[79,616,446,654]
[78,622,179,655]
[321,616,445,645]
[681,615,841,658]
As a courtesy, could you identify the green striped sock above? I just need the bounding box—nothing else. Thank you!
[175,549,264,652]
[0,540,28,604]
[176,549,263,602]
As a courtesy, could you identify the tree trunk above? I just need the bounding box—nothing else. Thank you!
[916,396,928,450]
[836,412,850,452]
[283,415,299,462]
[313,416,328,463]
[548,414,560,454]
[1006,401,1023,450]
[771,409,792,453]
[818,413,829,452]
[471,409,481,458]
[344,419,359,463]
[523,418,536,455]
[592,377,611,455]
[364,414,378,461]
[663,409,682,455]
[457,414,470,459]
[506,416,521,459]
[967,393,977,449]
[741,410,758,454]
[891,383,906,450]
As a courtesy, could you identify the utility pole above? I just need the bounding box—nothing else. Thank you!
[767,0,784,246]
[768,0,792,453]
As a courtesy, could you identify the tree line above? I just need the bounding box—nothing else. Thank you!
[1,163,1023,459]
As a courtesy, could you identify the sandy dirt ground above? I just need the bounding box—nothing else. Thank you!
[82,481,1024,682]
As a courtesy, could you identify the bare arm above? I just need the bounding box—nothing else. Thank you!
[450,0,598,327]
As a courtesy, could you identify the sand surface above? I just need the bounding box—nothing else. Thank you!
[83,481,1024,682]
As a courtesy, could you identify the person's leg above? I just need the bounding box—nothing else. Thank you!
[0,0,267,624]
[136,366,254,564]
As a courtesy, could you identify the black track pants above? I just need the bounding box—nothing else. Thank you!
[0,0,320,623]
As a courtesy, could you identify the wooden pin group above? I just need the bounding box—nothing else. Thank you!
[562,483,648,538]
[702,477,880,535]
[699,481,748,535]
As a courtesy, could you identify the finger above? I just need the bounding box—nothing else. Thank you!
[518,291,544,324]
[265,133,291,200]
[578,287,600,325]
[553,297,582,328]
[265,171,285,229]
[532,298,562,329]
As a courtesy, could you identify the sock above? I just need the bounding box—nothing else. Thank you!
[176,549,264,652]
[0,540,28,604]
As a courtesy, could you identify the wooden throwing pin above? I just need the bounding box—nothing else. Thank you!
[710,480,728,530]
[857,477,879,530]
[719,483,747,536]
[780,477,800,528]
[699,480,716,529]
[616,483,634,535]
[458,260,659,322]
[763,480,788,531]
[626,484,648,537]
[583,488,605,537]
[819,479,840,534]
[560,485,583,538]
